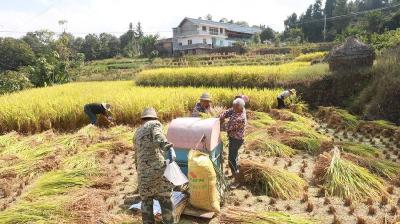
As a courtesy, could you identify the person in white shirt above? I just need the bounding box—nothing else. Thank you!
[277,89,296,109]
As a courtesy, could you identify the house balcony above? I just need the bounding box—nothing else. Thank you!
[173,28,226,38]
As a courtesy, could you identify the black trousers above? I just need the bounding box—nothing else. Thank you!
[277,97,285,109]
[228,137,244,175]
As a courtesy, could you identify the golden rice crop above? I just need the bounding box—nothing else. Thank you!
[0,81,287,133]
[294,51,328,62]
[136,62,329,88]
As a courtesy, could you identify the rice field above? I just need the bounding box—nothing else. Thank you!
[1,75,400,224]
[136,62,329,88]
[0,81,285,134]
[1,101,400,223]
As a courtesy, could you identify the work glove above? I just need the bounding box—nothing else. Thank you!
[167,147,176,163]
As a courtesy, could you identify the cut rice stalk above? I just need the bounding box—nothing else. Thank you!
[343,153,400,180]
[282,136,322,153]
[315,147,387,201]
[220,207,317,224]
[246,131,296,157]
[238,159,305,199]
[339,142,380,158]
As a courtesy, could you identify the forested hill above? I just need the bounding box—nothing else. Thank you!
[283,0,400,42]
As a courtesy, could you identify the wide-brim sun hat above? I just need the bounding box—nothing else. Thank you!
[199,92,212,101]
[101,103,111,112]
[141,107,158,119]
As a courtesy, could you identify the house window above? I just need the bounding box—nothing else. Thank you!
[188,39,192,45]
[209,27,219,35]
[203,38,207,44]
[179,42,182,46]
[202,26,207,31]
[219,40,223,46]
[220,28,224,34]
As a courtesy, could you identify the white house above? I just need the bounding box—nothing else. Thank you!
[172,17,262,55]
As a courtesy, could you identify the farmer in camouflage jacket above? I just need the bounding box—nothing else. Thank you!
[134,107,176,224]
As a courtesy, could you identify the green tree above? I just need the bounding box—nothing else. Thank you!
[99,33,120,59]
[120,22,139,57]
[81,34,100,61]
[252,33,261,44]
[235,21,249,27]
[0,70,32,94]
[260,27,275,42]
[0,37,35,71]
[136,22,144,38]
[333,0,350,34]
[219,18,228,23]
[365,11,385,33]
[22,30,55,56]
[284,28,304,43]
[71,37,84,53]
[139,34,159,58]
[284,13,298,30]
[311,0,325,42]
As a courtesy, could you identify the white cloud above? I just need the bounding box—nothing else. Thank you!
[0,0,316,38]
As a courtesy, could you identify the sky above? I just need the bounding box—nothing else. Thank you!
[0,0,317,38]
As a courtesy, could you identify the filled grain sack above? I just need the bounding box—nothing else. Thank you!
[188,150,220,212]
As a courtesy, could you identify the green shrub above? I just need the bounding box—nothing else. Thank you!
[0,70,33,94]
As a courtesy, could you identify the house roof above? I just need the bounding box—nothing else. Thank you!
[179,17,262,35]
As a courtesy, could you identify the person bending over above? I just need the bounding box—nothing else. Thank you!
[83,103,113,125]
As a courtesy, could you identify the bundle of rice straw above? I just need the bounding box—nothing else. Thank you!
[220,207,316,224]
[238,160,305,199]
[246,131,295,157]
[314,147,388,201]
[343,153,400,180]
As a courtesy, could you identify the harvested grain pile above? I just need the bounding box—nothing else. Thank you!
[221,207,316,224]
[238,160,305,199]
[314,148,387,201]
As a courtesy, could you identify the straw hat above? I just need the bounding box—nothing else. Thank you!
[141,107,158,119]
[101,103,111,112]
[199,92,212,101]
[289,89,296,94]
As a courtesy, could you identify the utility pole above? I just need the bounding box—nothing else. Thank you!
[323,15,327,42]
[58,20,68,34]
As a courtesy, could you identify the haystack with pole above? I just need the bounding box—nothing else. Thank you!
[327,37,375,71]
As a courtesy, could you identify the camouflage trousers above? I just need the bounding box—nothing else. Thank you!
[141,194,174,224]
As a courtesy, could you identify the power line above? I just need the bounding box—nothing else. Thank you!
[294,3,400,26]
